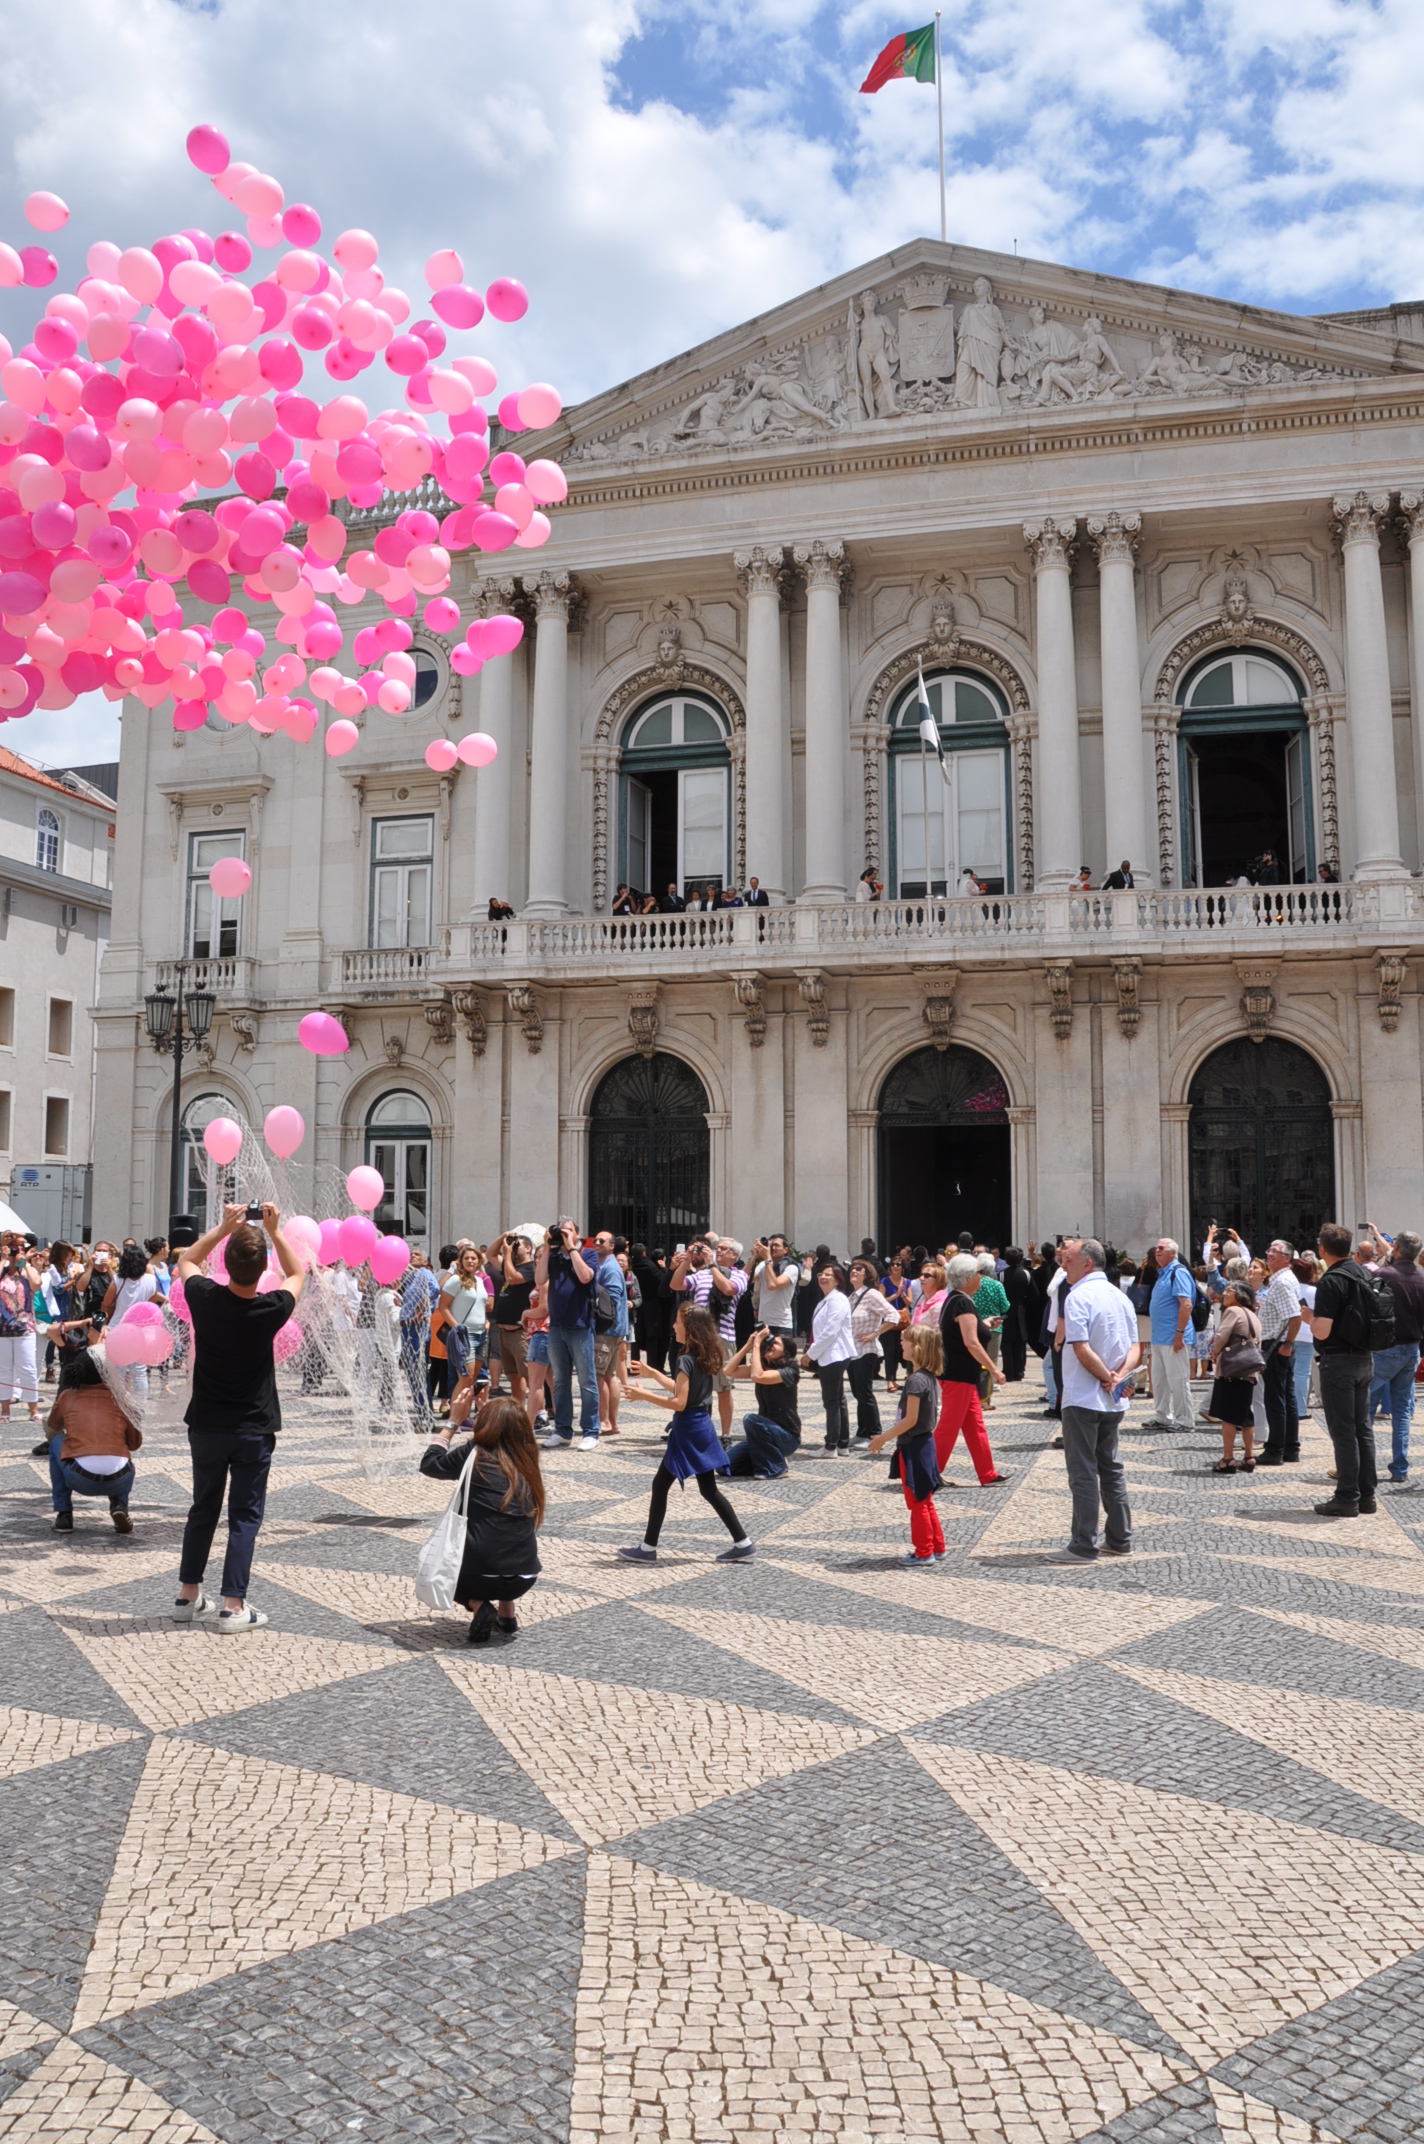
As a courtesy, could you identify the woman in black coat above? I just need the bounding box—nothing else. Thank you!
[420,1390,545,1645]
[1000,1247,1032,1383]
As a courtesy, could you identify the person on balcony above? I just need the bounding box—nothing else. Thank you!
[1102,859,1135,889]
[486,897,514,921]
[745,877,769,907]
[659,882,686,913]
[856,867,883,902]
[612,883,636,915]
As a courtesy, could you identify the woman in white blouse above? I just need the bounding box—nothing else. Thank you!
[806,1263,857,1455]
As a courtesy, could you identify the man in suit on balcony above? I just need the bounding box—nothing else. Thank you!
[1101,860,1135,889]
[659,883,686,913]
[746,877,769,908]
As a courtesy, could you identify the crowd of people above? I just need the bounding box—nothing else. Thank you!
[5,1199,1416,1642]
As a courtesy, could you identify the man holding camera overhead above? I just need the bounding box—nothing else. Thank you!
[537,1218,600,1451]
[171,1202,305,1632]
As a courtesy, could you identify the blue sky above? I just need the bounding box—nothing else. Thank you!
[4,0,1423,763]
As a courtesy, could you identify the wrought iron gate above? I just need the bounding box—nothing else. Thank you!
[1188,1037,1335,1254]
[588,1053,710,1246]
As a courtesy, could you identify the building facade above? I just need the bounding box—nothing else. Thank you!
[0,749,113,1222]
[92,239,1424,1254]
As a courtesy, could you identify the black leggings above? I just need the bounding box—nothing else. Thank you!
[645,1461,745,1547]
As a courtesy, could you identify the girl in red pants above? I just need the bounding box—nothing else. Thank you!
[936,1253,1009,1486]
[870,1325,945,1565]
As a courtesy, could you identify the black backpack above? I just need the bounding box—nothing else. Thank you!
[593,1285,617,1334]
[1191,1283,1211,1333]
[1335,1264,1395,1352]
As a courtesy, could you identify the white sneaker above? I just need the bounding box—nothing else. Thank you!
[540,1432,571,1450]
[577,1434,600,1451]
[216,1606,268,1633]
[172,1592,218,1624]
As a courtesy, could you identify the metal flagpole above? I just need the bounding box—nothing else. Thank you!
[935,11,946,242]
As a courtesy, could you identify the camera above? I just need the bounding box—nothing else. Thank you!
[245,1202,263,1224]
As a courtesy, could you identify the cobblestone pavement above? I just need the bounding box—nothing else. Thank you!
[1,1371,1422,2141]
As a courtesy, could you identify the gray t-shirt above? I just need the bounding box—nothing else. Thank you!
[754,1257,795,1330]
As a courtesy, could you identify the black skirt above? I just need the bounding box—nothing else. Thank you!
[1209,1375,1255,1428]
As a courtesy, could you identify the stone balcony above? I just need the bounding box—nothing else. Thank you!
[143,883,1424,1016]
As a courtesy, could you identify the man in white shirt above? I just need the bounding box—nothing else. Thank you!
[1058,1237,1141,1562]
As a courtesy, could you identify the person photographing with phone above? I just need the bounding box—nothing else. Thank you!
[536,1218,600,1451]
[171,1202,305,1631]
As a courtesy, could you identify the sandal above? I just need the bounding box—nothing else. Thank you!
[1240,1459,1256,1472]
[1212,1460,1237,1473]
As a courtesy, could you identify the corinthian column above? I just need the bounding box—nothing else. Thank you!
[1087,511,1150,884]
[734,546,787,901]
[471,576,518,912]
[1333,491,1403,880]
[522,571,580,916]
[1396,491,1424,873]
[1024,517,1082,890]
[795,538,850,904]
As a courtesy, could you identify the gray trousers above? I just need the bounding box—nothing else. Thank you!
[1060,1406,1133,1556]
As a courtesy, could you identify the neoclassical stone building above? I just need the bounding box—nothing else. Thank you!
[93,238,1424,1256]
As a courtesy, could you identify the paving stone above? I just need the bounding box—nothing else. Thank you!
[1214,1944,1424,2142]
[0,1603,148,1730]
[79,1858,587,2144]
[1114,1603,1424,1713]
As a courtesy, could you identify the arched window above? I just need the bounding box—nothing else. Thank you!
[1177,652,1311,886]
[181,1092,240,1226]
[886,670,1011,896]
[36,808,60,874]
[365,1090,432,1250]
[618,694,732,905]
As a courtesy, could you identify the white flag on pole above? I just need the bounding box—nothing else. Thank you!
[917,662,949,780]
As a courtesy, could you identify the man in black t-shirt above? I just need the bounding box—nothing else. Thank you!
[724,1328,802,1477]
[1310,1222,1378,1517]
[173,1202,304,1630]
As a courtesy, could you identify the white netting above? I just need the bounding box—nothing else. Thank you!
[181,1113,424,1477]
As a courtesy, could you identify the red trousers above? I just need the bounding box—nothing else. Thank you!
[935,1379,998,1483]
[902,1475,945,1558]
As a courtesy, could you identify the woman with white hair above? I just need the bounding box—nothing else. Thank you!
[935,1253,1009,1485]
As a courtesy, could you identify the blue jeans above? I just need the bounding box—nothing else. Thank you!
[1369,1341,1419,1478]
[400,1325,432,1421]
[1043,1349,1058,1408]
[727,1414,799,1478]
[547,1324,599,1440]
[1294,1341,1314,1420]
[180,1428,275,1601]
[48,1436,133,1514]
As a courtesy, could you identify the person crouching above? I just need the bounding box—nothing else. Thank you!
[46,1341,141,1534]
[870,1323,945,1565]
[421,1388,545,1645]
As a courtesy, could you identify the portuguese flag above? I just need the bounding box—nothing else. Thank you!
[860,23,936,93]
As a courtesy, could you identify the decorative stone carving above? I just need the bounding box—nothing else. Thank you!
[1234,958,1279,1044]
[792,538,849,596]
[864,635,1030,725]
[1331,490,1391,549]
[797,969,829,1045]
[592,662,747,912]
[195,1038,215,1071]
[1044,960,1074,1040]
[525,570,585,631]
[653,602,684,676]
[732,973,766,1047]
[228,1011,257,1053]
[851,290,899,419]
[1375,949,1409,1033]
[1153,617,1328,703]
[1036,315,1128,405]
[1309,700,1340,875]
[424,999,455,1047]
[625,982,660,1058]
[1222,552,1252,630]
[384,1034,404,1066]
[1006,714,1036,894]
[1023,517,1077,571]
[1151,710,1177,887]
[508,985,543,1054]
[450,986,488,1059]
[1111,957,1144,1040]
[734,546,785,600]
[917,967,960,1051]
[896,275,955,384]
[1087,511,1142,566]
[954,278,1005,411]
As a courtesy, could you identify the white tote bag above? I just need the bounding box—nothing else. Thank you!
[415,1447,476,1611]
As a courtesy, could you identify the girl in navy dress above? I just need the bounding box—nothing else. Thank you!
[621,1304,753,1562]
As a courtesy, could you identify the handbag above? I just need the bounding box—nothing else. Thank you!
[1218,1313,1265,1380]
[414,1445,477,1611]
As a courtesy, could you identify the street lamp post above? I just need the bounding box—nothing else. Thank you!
[143,960,217,1247]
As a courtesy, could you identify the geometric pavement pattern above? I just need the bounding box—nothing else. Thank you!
[1,1375,1422,2140]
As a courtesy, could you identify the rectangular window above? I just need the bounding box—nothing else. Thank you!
[0,1092,11,1149]
[36,808,60,873]
[955,750,1005,885]
[626,778,651,897]
[896,754,948,896]
[678,769,727,891]
[187,831,245,959]
[370,817,433,949]
[44,1095,69,1156]
[896,747,1007,897]
[0,988,13,1048]
[47,998,73,1058]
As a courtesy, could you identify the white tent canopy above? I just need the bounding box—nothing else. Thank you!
[0,1200,35,1235]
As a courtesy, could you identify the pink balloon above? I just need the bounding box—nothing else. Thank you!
[187,124,231,175]
[525,459,568,505]
[263,1104,305,1158]
[369,1234,411,1285]
[24,192,69,234]
[517,383,561,429]
[203,1116,243,1165]
[208,855,252,899]
[138,1323,175,1367]
[273,1315,304,1365]
[457,731,498,768]
[338,1213,378,1266]
[481,613,524,656]
[486,278,528,322]
[285,1214,321,1263]
[325,719,360,757]
[316,1218,344,1266]
[425,248,463,289]
[169,1277,192,1325]
[103,1323,144,1367]
[425,738,458,772]
[346,1164,386,1212]
[122,1299,164,1329]
[298,1010,350,1055]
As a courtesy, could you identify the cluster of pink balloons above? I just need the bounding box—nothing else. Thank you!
[106,1296,174,1367]
[0,132,565,761]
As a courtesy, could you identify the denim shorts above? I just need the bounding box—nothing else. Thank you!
[528,1331,549,1366]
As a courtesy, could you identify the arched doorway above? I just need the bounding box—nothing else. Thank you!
[1188,1038,1334,1252]
[877,1046,1011,1252]
[588,1053,710,1246]
[365,1090,432,1251]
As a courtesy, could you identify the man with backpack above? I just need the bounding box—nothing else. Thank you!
[1256,1241,1303,1466]
[1311,1222,1389,1517]
[1146,1236,1197,1431]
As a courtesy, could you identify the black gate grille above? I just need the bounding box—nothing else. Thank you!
[588,1053,710,1245]
[1188,1037,1334,1254]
